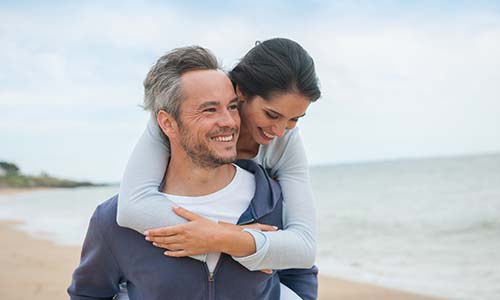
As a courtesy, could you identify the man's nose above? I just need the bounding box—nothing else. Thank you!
[218,108,238,128]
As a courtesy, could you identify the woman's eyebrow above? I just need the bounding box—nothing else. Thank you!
[267,108,306,119]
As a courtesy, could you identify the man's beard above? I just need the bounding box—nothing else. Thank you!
[178,122,238,169]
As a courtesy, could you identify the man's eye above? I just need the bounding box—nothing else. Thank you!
[203,108,217,113]
[265,111,279,119]
[228,104,238,111]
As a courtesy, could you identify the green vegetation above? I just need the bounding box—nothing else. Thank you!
[0,161,101,188]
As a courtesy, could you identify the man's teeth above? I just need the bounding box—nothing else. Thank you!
[262,130,275,139]
[213,135,233,142]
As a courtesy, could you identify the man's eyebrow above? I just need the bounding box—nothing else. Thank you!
[197,97,238,110]
[267,108,306,119]
[197,101,220,110]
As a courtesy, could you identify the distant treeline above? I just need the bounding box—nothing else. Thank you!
[0,161,102,188]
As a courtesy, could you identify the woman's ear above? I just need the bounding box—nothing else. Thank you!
[235,85,246,102]
[157,110,177,138]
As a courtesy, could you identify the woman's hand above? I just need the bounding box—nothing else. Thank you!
[145,207,228,257]
[144,206,278,259]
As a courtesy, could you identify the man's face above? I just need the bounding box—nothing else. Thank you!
[175,69,240,168]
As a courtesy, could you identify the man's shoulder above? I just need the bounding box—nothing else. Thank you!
[235,160,272,183]
[235,160,283,220]
[90,194,119,227]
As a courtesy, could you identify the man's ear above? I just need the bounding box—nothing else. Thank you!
[157,110,178,138]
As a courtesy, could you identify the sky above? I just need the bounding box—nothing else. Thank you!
[1,0,499,182]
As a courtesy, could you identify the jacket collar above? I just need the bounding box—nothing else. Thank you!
[235,160,282,224]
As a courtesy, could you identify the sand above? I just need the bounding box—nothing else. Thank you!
[0,188,441,300]
[0,220,81,300]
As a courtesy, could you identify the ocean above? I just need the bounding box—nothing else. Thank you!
[1,153,499,300]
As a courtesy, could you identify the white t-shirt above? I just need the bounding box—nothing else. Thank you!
[164,164,255,272]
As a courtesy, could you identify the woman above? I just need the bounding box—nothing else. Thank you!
[118,38,321,299]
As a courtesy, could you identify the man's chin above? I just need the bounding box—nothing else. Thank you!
[214,155,237,165]
[191,153,237,169]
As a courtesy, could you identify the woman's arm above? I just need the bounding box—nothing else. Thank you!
[233,128,317,270]
[117,117,188,232]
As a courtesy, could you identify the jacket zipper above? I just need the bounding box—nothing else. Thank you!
[206,255,224,300]
[208,271,215,300]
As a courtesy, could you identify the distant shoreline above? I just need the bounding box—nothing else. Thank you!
[0,187,54,195]
[0,176,110,189]
[0,161,109,189]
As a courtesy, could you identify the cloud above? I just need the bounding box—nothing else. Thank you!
[1,2,500,180]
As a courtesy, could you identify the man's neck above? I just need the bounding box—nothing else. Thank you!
[162,153,237,197]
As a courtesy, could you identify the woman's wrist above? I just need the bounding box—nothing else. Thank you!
[218,228,256,257]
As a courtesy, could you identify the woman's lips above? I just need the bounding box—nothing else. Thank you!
[259,127,275,140]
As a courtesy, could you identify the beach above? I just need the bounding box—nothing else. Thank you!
[0,188,440,300]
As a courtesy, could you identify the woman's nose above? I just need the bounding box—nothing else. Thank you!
[272,121,287,137]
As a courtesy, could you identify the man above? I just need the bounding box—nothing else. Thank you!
[68,46,316,300]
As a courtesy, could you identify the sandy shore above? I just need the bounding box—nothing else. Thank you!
[0,189,440,300]
[0,187,51,195]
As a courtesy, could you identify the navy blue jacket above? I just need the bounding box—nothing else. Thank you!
[68,160,318,300]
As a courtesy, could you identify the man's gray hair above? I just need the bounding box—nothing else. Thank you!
[143,46,221,121]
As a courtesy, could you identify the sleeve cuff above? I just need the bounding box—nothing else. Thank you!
[232,229,270,271]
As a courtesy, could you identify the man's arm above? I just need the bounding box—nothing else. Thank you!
[68,207,123,300]
[278,266,319,300]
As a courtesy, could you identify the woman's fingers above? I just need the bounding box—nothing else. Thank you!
[260,269,273,274]
[241,223,278,232]
[153,242,183,250]
[145,224,184,237]
[164,250,190,257]
[147,235,183,245]
[145,215,224,254]
[256,224,279,232]
[173,206,201,221]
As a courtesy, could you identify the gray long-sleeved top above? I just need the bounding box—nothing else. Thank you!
[117,118,316,270]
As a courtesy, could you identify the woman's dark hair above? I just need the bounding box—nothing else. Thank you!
[230,38,321,102]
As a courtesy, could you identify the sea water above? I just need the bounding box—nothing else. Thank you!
[312,154,500,300]
[1,154,499,300]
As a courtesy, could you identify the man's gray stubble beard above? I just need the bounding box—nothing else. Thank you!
[178,122,237,169]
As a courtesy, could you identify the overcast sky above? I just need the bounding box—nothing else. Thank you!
[1,0,499,182]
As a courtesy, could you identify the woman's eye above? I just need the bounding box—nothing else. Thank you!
[228,104,238,111]
[203,108,217,113]
[265,111,279,119]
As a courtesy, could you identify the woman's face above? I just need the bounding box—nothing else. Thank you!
[238,91,311,145]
